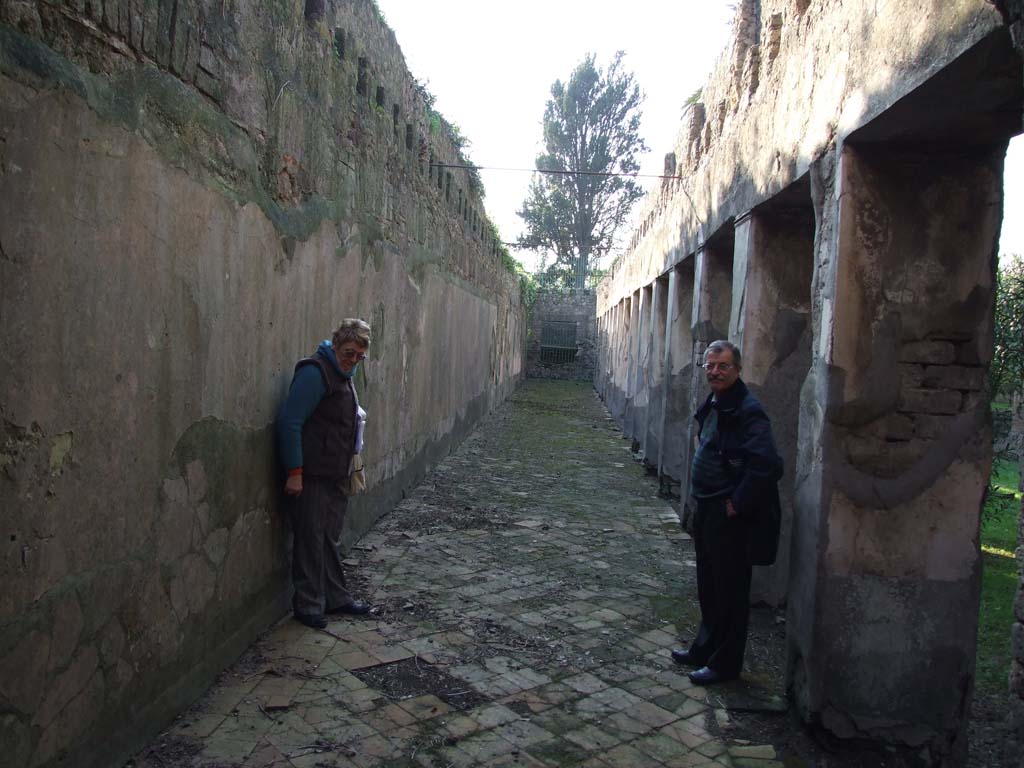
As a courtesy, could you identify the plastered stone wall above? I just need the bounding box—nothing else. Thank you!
[594,0,1022,762]
[0,2,524,767]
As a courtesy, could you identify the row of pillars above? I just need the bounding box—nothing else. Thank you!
[596,138,1005,761]
[597,203,812,605]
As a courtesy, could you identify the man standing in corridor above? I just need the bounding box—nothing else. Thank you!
[671,340,783,685]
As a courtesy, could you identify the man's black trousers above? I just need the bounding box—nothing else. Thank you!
[687,496,752,678]
[287,477,354,616]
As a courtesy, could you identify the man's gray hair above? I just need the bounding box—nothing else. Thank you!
[704,340,741,367]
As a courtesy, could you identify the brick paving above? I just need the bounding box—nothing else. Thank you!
[129,380,784,768]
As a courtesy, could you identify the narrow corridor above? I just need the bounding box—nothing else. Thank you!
[129,381,786,768]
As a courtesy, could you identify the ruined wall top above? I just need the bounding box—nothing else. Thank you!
[0,0,516,297]
[598,0,1006,315]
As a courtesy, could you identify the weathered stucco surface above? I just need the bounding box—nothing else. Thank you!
[0,2,524,767]
[595,0,1022,762]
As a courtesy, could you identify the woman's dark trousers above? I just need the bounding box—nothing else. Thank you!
[288,477,353,616]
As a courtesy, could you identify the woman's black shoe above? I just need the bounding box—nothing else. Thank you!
[328,601,371,616]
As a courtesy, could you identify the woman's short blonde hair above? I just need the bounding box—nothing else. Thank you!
[332,318,371,349]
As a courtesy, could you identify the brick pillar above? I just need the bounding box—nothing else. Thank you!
[1001,0,1024,754]
[788,142,1004,763]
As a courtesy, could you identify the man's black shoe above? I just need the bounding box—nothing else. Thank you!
[671,649,702,666]
[294,612,327,629]
[328,601,371,616]
[688,666,737,686]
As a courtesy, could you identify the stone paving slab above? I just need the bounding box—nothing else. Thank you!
[128,381,782,768]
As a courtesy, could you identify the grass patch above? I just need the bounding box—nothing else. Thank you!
[648,594,699,636]
[976,458,1021,694]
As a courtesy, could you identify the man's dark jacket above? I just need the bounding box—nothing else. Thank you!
[694,378,783,566]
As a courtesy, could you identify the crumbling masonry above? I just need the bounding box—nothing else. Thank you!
[596,0,1023,763]
[0,2,524,767]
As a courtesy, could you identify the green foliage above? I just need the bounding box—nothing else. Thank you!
[413,78,437,111]
[447,121,469,152]
[368,0,386,24]
[444,122,483,200]
[483,220,523,282]
[534,260,575,290]
[532,254,608,291]
[518,272,539,310]
[517,52,648,289]
[684,87,703,106]
[976,458,1021,694]
[982,459,1022,549]
[466,165,484,199]
[499,249,518,274]
[413,84,482,198]
[992,253,1024,399]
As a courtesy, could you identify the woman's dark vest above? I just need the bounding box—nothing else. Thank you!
[297,356,357,480]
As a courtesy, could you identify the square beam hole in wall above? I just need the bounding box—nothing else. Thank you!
[304,0,326,23]
[356,58,368,97]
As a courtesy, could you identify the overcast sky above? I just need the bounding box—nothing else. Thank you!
[374,0,1024,268]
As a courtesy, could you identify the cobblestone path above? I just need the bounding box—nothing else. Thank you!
[131,380,785,768]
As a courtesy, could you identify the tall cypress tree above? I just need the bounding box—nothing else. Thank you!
[517,52,648,289]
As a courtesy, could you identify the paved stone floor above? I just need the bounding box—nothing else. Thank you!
[130,380,786,768]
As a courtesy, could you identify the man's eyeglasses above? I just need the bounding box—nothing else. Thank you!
[702,362,734,372]
[340,350,367,362]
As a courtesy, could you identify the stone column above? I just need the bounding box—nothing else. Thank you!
[596,311,609,395]
[788,142,1003,763]
[606,303,619,410]
[659,262,696,493]
[612,297,631,420]
[645,277,670,472]
[624,288,644,438]
[729,208,814,605]
[630,285,653,450]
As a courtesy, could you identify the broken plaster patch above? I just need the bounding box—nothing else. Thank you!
[48,432,72,476]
